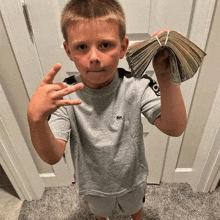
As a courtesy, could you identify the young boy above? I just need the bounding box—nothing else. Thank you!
[27,0,187,219]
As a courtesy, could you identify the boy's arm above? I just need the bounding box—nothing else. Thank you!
[27,117,67,165]
[153,79,187,137]
[152,29,187,137]
[27,63,83,165]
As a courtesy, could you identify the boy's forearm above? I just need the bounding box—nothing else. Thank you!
[155,74,187,136]
[28,116,65,165]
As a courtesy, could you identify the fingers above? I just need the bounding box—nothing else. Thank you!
[152,30,163,37]
[152,28,171,37]
[57,99,82,107]
[131,41,141,47]
[163,28,171,32]
[155,49,170,63]
[42,63,62,84]
[53,82,68,91]
[56,83,84,106]
[56,83,84,98]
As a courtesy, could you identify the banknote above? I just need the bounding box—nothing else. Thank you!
[126,30,207,84]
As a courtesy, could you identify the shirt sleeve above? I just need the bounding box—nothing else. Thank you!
[48,106,71,142]
[140,77,161,125]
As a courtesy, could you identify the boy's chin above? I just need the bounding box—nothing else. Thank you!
[85,77,115,89]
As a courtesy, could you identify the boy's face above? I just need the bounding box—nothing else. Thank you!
[63,18,129,89]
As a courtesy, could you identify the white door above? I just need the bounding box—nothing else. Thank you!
[1,0,215,186]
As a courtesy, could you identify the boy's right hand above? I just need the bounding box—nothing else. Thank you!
[27,63,84,122]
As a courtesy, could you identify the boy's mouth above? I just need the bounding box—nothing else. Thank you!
[87,69,104,73]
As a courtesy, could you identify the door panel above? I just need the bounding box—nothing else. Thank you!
[26,0,74,83]
[119,0,151,34]
[142,116,168,183]
[149,0,194,35]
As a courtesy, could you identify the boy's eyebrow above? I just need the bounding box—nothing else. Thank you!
[71,38,117,45]
[71,40,87,45]
[71,41,86,45]
[69,40,88,48]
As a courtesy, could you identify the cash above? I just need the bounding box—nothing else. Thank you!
[126,30,207,84]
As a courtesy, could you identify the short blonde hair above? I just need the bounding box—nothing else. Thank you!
[61,0,126,42]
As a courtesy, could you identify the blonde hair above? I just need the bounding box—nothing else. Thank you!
[61,0,126,42]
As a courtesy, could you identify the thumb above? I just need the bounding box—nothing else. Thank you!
[155,49,170,63]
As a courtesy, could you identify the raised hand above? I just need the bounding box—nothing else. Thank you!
[152,28,171,76]
[27,63,84,121]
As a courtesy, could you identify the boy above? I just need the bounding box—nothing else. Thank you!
[27,0,187,219]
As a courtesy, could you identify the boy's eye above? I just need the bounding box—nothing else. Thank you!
[77,44,88,51]
[100,42,112,49]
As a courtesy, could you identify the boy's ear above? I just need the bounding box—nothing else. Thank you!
[120,36,129,59]
[63,41,72,60]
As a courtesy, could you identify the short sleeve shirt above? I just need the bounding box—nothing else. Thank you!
[49,68,161,197]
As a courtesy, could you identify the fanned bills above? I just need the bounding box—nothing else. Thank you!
[126,30,207,84]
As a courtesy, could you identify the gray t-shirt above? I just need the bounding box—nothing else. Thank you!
[49,68,161,197]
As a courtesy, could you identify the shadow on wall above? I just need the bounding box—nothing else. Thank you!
[0,164,19,198]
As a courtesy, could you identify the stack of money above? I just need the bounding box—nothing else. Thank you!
[126,30,207,84]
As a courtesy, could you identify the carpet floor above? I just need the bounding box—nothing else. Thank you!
[18,182,220,220]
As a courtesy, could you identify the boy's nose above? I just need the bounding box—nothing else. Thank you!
[89,47,101,64]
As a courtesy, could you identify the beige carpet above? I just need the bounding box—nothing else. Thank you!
[0,186,23,220]
[19,182,220,220]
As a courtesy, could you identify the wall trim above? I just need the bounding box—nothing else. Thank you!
[0,85,44,200]
[190,83,220,192]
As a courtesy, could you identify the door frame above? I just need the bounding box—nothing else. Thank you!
[189,83,220,192]
[0,84,45,201]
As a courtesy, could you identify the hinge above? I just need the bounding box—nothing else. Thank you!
[21,1,34,41]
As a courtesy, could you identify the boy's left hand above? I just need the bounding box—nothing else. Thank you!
[152,28,171,77]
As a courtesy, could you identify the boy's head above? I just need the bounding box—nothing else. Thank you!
[61,0,129,89]
[61,0,126,43]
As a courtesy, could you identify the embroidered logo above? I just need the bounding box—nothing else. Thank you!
[116,115,123,119]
